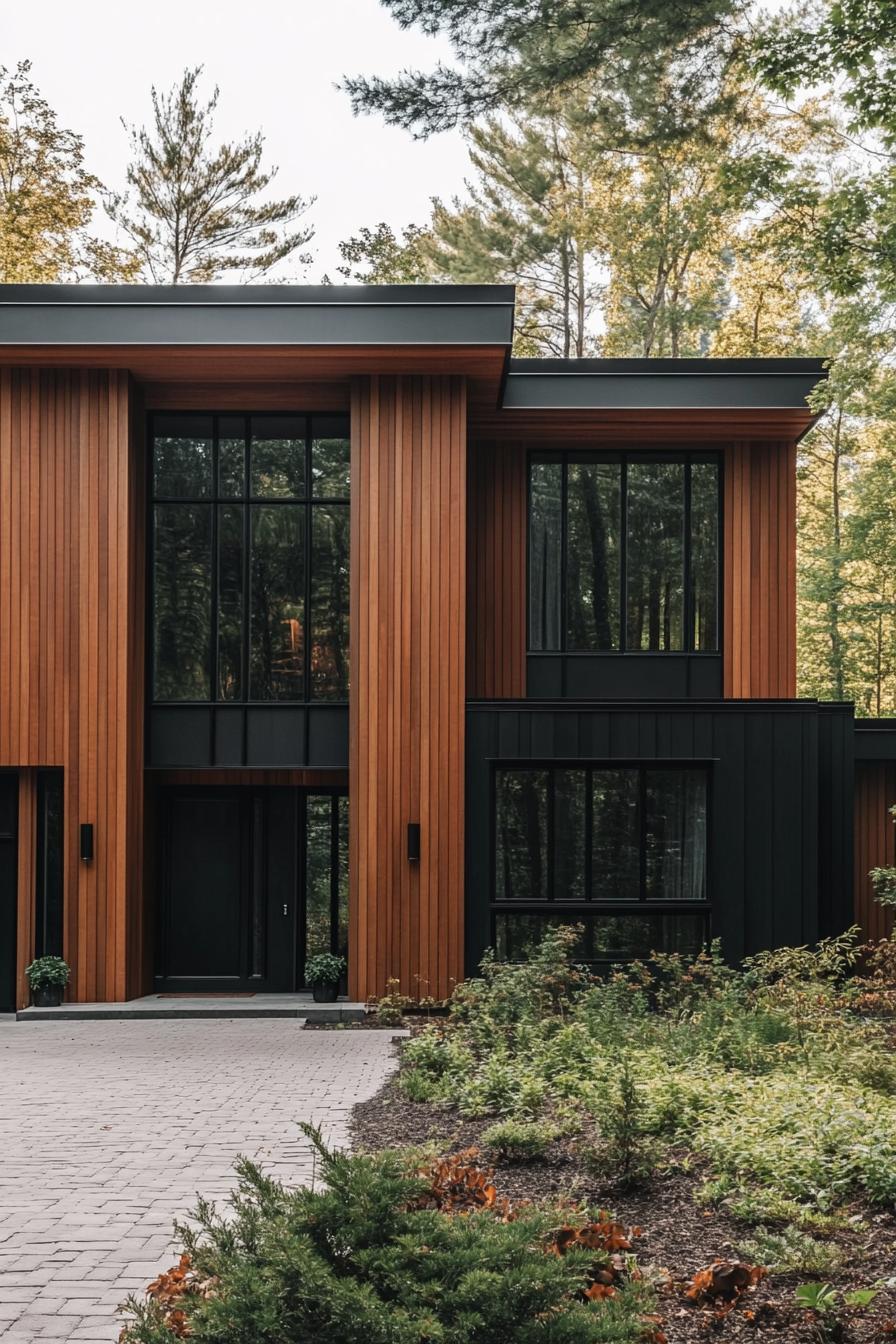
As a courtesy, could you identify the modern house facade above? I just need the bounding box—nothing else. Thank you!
[0,283,892,1012]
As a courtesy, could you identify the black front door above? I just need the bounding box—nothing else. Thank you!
[0,774,18,1012]
[155,786,347,993]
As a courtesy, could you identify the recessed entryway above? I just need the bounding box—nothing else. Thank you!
[153,785,347,994]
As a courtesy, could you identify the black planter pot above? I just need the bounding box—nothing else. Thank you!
[32,984,63,1008]
[311,983,339,1004]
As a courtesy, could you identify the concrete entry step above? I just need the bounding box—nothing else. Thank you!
[16,993,368,1023]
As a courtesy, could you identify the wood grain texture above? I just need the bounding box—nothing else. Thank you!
[0,368,144,1006]
[723,440,797,698]
[466,442,527,697]
[853,762,896,941]
[470,408,815,443]
[143,382,350,411]
[349,375,466,1002]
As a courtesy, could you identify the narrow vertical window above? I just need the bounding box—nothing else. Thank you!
[495,770,549,900]
[690,462,720,652]
[528,461,563,651]
[566,462,621,650]
[250,506,305,700]
[153,503,213,700]
[626,461,685,651]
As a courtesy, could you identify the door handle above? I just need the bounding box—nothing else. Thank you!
[282,904,289,917]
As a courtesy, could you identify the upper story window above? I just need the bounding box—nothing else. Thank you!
[529,453,720,654]
[151,413,350,704]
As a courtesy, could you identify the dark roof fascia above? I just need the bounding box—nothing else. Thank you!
[854,718,896,761]
[0,284,516,348]
[502,357,828,413]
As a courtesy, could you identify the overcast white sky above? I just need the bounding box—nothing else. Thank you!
[2,0,472,277]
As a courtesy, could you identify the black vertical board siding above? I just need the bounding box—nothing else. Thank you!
[818,705,854,937]
[465,700,846,973]
[709,710,747,960]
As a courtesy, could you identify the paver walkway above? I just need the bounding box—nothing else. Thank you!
[0,1017,402,1342]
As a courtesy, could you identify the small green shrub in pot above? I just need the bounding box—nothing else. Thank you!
[25,956,70,1008]
[304,953,346,1003]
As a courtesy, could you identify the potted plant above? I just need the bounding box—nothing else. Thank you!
[304,952,346,1004]
[25,956,70,1007]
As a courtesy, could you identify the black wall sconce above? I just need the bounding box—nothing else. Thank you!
[79,823,94,862]
[407,822,421,863]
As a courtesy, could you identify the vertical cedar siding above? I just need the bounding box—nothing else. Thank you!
[853,762,896,941]
[349,375,466,1001]
[723,440,797,698]
[466,442,527,698]
[0,369,144,1006]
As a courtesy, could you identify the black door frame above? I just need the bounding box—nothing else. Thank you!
[154,783,348,993]
[0,771,18,1012]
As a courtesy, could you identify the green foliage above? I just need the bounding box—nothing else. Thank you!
[740,1226,842,1276]
[373,977,412,1026]
[108,65,314,283]
[335,221,433,283]
[120,1124,653,1344]
[304,952,346,988]
[480,1119,555,1162]
[0,61,136,282]
[24,956,70,989]
[402,929,896,1218]
[343,0,747,140]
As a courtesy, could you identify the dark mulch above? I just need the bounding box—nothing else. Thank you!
[352,1072,896,1344]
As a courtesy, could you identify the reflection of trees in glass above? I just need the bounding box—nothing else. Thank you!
[626,462,685,650]
[691,463,718,651]
[311,506,350,698]
[305,796,332,960]
[217,506,243,700]
[151,414,350,704]
[153,503,212,699]
[592,770,640,899]
[496,770,548,899]
[529,462,562,650]
[303,794,350,985]
[495,912,705,962]
[495,766,707,904]
[567,463,620,650]
[250,418,305,498]
[553,771,586,899]
[312,427,350,496]
[645,770,707,901]
[250,506,304,700]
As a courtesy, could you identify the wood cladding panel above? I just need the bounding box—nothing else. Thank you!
[723,440,796,699]
[0,369,144,1005]
[466,442,527,698]
[854,762,896,941]
[143,382,350,411]
[349,375,466,1001]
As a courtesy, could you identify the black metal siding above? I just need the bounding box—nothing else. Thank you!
[465,701,845,974]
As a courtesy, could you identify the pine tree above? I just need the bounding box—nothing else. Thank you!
[335,222,433,283]
[0,61,136,281]
[108,66,314,283]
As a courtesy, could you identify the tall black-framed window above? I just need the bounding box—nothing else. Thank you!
[493,763,709,962]
[528,453,720,654]
[150,413,349,704]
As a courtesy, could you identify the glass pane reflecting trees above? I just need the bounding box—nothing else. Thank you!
[528,455,719,653]
[150,413,350,703]
[494,765,708,923]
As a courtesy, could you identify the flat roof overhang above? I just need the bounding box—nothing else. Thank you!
[470,356,829,442]
[0,283,516,403]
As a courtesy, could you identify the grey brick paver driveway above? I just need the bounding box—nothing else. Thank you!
[0,1018,401,1342]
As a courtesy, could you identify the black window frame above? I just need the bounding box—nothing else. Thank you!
[526,450,722,656]
[490,759,711,961]
[148,411,350,707]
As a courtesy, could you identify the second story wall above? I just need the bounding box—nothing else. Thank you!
[467,437,799,702]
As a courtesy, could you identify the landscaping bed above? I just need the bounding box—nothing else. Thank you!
[350,929,896,1343]
[353,1078,896,1343]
